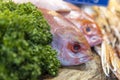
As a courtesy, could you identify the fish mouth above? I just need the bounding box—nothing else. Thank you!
[59,55,93,66]
[74,55,93,66]
[89,36,103,46]
[80,55,93,62]
[58,49,93,66]
[79,50,93,63]
[67,50,93,59]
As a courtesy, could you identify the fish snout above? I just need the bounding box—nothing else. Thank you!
[58,48,93,66]
[88,36,103,46]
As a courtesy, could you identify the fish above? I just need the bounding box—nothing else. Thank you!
[57,9,103,47]
[12,0,93,66]
[41,0,103,47]
[13,0,102,47]
[39,8,93,66]
[55,0,102,47]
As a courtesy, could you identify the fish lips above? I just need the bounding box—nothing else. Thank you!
[86,36,103,47]
[58,49,93,66]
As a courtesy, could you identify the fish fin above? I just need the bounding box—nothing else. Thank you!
[101,41,110,76]
[108,44,120,79]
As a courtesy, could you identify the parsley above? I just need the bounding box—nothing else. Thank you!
[0,1,60,80]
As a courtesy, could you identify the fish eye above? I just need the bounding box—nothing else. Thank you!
[71,42,81,53]
[86,27,91,32]
[83,24,94,35]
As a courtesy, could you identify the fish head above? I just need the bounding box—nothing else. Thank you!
[39,8,93,66]
[59,10,103,47]
[52,27,93,66]
[79,20,103,46]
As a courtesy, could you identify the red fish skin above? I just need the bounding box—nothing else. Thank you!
[39,8,93,66]
[56,2,103,47]
[60,10,103,46]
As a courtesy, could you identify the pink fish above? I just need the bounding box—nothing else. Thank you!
[14,0,102,47]
[57,2,103,46]
[12,0,93,66]
[39,8,93,66]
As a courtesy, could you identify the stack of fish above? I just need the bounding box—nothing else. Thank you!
[12,0,120,79]
[12,0,102,65]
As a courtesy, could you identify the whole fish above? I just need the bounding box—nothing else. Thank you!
[12,0,93,66]
[14,0,102,47]
[39,8,93,66]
